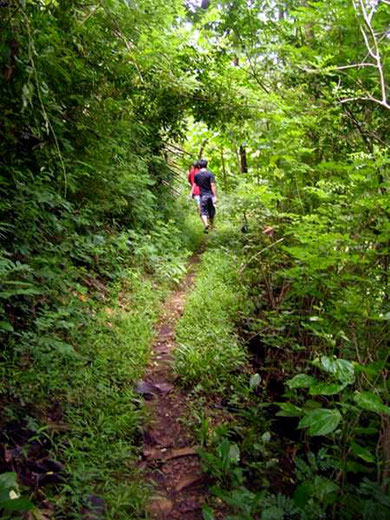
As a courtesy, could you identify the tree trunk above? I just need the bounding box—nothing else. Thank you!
[198,138,208,159]
[239,145,248,173]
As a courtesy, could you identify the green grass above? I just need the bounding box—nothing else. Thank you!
[56,272,160,518]
[1,204,204,519]
[174,219,248,395]
[52,210,203,517]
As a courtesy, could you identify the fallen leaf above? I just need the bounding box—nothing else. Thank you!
[175,474,204,492]
[164,447,199,460]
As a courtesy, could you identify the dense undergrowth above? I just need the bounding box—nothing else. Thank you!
[1,207,202,518]
[3,0,390,518]
[173,1,390,516]
[176,182,390,520]
[0,0,207,516]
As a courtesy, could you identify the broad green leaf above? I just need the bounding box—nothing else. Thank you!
[355,362,383,377]
[315,356,355,384]
[2,497,34,511]
[249,373,261,388]
[309,382,347,396]
[39,336,81,358]
[286,374,317,389]
[276,402,303,417]
[0,321,14,332]
[299,408,341,436]
[294,481,313,507]
[219,439,240,466]
[54,342,78,357]
[312,476,338,504]
[350,441,375,463]
[228,444,240,464]
[354,392,390,416]
[261,431,271,442]
[0,472,17,490]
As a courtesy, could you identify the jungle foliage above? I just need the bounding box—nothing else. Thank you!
[176,1,390,519]
[0,0,205,516]
[2,0,390,518]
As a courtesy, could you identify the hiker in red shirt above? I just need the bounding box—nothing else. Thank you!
[188,161,201,207]
[194,158,217,233]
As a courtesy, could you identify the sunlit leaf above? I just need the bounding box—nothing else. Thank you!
[350,441,375,463]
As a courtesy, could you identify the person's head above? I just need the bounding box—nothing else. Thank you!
[198,159,208,169]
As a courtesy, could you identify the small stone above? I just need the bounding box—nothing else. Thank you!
[135,381,156,399]
[135,381,173,399]
[143,448,164,460]
[153,382,174,394]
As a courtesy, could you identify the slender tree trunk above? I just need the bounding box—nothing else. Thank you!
[198,138,208,159]
[239,145,248,173]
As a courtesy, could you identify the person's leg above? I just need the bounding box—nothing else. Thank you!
[194,195,203,222]
[199,196,209,231]
[209,200,216,228]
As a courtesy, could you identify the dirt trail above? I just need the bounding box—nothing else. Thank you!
[138,253,207,520]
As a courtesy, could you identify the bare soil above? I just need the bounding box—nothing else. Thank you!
[139,253,209,520]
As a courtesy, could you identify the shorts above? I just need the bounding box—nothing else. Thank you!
[199,194,216,219]
[193,195,200,206]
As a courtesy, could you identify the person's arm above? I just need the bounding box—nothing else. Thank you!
[210,173,217,202]
[188,169,194,198]
[211,181,217,203]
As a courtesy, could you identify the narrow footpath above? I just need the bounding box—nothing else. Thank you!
[137,253,207,520]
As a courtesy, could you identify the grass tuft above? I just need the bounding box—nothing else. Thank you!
[175,230,248,394]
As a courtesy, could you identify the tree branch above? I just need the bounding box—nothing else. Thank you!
[334,0,390,110]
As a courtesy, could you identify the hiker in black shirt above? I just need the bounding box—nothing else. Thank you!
[194,159,217,233]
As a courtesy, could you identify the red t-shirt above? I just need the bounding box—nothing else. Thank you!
[188,167,200,196]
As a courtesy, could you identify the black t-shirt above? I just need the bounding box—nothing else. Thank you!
[194,169,216,196]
